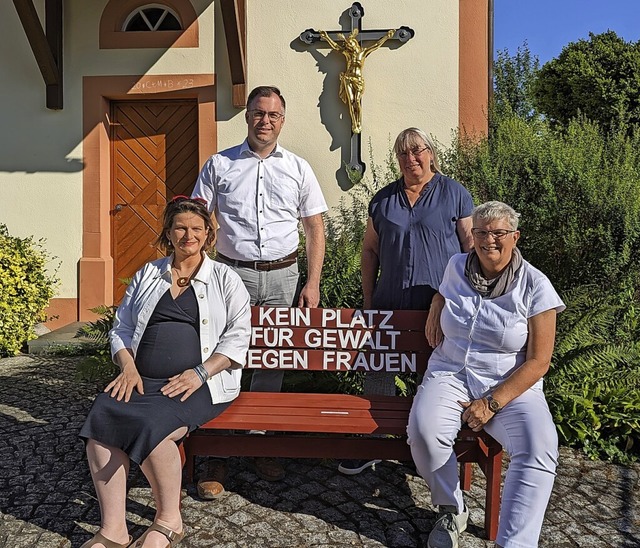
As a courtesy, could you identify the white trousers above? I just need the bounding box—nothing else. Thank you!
[407,374,558,548]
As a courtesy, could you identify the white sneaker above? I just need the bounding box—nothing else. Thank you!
[427,505,469,548]
[337,459,382,475]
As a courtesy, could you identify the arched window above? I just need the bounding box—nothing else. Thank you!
[122,5,182,32]
[100,0,198,49]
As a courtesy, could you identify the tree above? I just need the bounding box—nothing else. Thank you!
[532,31,640,132]
[492,43,540,122]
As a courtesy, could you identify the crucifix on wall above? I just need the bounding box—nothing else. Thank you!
[300,2,414,176]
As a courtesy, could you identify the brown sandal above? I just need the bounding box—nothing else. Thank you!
[80,531,132,547]
[133,523,185,547]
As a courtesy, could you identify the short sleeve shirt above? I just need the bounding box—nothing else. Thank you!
[192,140,328,261]
[368,174,473,307]
[428,253,566,399]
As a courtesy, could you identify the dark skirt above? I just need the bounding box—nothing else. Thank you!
[79,287,232,464]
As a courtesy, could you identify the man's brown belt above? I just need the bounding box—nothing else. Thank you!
[216,251,298,271]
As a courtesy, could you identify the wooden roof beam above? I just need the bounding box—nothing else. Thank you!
[220,0,247,108]
[13,0,63,109]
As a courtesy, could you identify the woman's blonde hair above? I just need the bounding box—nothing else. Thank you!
[393,127,442,174]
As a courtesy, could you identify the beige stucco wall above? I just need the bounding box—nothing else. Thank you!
[216,0,460,202]
[0,2,82,300]
[0,0,460,317]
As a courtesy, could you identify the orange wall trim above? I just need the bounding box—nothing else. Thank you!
[44,298,78,330]
[459,0,489,137]
[80,74,216,322]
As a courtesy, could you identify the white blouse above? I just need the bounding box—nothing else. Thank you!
[427,253,565,399]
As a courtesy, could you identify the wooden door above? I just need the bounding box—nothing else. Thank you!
[111,100,199,303]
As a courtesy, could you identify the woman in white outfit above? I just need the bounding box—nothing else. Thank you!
[408,201,565,548]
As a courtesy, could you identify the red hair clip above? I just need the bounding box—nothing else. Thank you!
[170,194,208,207]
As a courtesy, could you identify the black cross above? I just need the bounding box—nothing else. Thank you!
[300,2,414,177]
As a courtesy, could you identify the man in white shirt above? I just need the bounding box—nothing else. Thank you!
[191,85,327,496]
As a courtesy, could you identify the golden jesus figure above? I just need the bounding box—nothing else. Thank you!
[319,28,395,134]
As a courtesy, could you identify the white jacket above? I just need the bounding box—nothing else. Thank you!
[110,254,251,404]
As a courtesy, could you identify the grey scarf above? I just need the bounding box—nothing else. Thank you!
[464,247,523,299]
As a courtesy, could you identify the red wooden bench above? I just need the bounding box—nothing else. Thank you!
[183,307,502,540]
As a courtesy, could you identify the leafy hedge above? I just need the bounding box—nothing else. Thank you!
[0,224,58,356]
[439,46,640,462]
[444,115,640,294]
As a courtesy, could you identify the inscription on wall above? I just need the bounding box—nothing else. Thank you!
[129,77,196,93]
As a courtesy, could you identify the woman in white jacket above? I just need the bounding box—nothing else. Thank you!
[79,196,251,548]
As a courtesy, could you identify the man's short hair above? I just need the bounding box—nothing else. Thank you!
[247,86,286,111]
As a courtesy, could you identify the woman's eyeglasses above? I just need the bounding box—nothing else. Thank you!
[471,229,516,240]
[398,146,430,160]
[170,195,208,207]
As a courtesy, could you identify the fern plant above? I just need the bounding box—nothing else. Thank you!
[75,305,118,381]
[77,304,117,344]
[547,284,640,463]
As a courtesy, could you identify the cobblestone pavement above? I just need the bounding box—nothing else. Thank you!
[0,355,638,547]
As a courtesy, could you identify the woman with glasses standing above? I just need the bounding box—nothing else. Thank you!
[337,127,474,476]
[409,201,564,548]
[78,196,251,548]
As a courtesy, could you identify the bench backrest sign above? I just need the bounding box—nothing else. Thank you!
[247,307,430,374]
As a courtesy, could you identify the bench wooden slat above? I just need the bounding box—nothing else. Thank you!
[209,406,412,424]
[252,307,428,330]
[251,326,431,349]
[215,392,413,410]
[247,348,429,373]
[186,432,489,462]
[206,417,407,435]
[186,432,415,461]
[202,394,410,434]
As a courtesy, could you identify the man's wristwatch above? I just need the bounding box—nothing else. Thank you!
[486,395,502,414]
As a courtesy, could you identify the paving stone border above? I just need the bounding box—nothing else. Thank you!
[0,355,638,547]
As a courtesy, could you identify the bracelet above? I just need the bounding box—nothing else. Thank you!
[193,363,208,385]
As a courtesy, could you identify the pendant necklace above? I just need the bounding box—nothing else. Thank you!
[176,275,191,287]
[172,265,196,287]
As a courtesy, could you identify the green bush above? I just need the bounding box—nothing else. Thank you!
[296,141,399,394]
[441,46,640,462]
[0,224,58,357]
[444,114,640,294]
[546,285,640,462]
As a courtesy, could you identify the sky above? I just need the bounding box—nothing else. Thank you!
[494,0,640,64]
